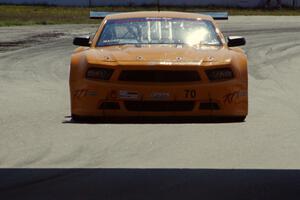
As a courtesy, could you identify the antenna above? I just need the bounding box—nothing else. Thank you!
[157,0,160,12]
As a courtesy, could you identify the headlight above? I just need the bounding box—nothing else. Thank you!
[86,68,114,80]
[205,68,234,81]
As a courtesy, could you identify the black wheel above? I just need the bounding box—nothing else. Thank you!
[72,114,103,123]
[71,114,89,122]
[212,116,247,123]
[233,116,247,122]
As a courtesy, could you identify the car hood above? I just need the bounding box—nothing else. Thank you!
[86,45,234,65]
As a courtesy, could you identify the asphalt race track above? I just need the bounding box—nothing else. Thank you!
[0,16,300,169]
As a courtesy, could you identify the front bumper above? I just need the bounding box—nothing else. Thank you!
[70,80,248,118]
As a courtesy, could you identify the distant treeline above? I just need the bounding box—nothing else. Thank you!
[0,0,299,8]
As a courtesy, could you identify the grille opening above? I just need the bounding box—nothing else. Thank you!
[86,68,114,81]
[124,101,195,112]
[99,102,120,110]
[119,70,201,82]
[205,68,234,81]
[199,102,220,110]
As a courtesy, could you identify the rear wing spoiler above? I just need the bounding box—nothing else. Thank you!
[90,11,228,20]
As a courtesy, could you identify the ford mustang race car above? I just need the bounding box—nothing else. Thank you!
[70,11,248,122]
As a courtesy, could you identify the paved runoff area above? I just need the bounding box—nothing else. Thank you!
[0,16,300,169]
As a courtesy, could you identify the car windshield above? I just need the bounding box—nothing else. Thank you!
[97,18,222,47]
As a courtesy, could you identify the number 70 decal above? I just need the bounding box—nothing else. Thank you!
[184,89,196,98]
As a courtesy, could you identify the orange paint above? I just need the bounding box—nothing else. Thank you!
[69,11,248,120]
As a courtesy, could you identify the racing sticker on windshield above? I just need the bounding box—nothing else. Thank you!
[108,18,200,24]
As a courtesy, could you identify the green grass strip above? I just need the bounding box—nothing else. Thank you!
[1,5,300,26]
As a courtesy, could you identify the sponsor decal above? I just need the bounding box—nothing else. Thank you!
[184,89,197,98]
[86,91,97,96]
[74,89,97,98]
[223,91,247,104]
[119,90,140,99]
[150,92,170,100]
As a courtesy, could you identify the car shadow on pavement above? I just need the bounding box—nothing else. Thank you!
[1,168,300,200]
[62,116,246,124]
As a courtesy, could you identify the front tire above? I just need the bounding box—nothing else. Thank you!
[71,114,90,122]
[232,116,247,122]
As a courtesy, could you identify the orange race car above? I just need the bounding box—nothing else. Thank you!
[70,11,248,122]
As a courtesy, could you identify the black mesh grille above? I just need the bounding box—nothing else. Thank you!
[124,101,195,112]
[119,70,200,82]
[99,102,120,110]
[199,102,220,110]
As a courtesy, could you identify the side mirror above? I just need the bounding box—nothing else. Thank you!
[73,36,90,47]
[227,36,246,47]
